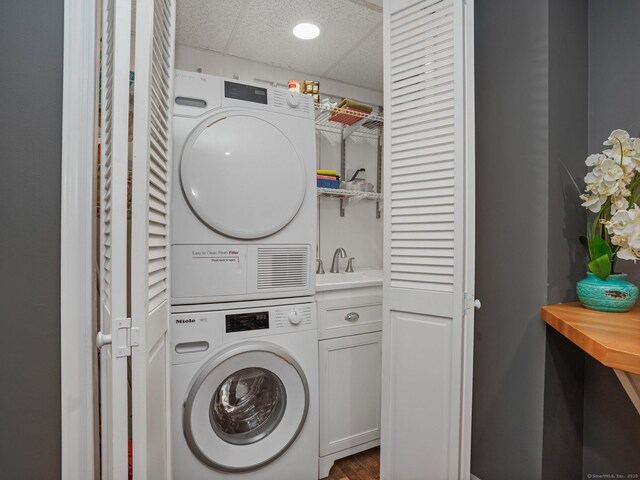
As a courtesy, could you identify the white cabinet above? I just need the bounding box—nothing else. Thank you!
[319,332,382,456]
[317,285,382,478]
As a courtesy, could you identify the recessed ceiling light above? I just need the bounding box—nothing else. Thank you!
[293,23,320,40]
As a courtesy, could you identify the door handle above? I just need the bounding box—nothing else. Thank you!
[96,331,112,349]
[474,299,481,310]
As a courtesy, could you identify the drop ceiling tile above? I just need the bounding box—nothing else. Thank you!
[325,23,383,90]
[226,0,381,79]
[176,0,246,52]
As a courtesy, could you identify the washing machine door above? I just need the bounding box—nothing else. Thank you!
[180,112,307,239]
[183,342,310,471]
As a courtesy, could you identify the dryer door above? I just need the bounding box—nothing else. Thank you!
[180,113,307,239]
[183,342,310,471]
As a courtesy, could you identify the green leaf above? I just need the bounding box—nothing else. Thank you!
[588,254,612,280]
[590,235,613,262]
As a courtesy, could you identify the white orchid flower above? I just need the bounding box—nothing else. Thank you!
[581,194,607,213]
[616,247,637,261]
[605,205,640,262]
[601,158,624,183]
[604,129,630,146]
[585,153,605,166]
[607,208,635,236]
[611,195,629,214]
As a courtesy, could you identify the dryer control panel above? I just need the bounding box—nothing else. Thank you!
[173,70,314,119]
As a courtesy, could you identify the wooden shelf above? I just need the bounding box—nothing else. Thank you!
[541,302,640,374]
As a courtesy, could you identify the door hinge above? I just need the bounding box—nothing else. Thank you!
[464,293,481,312]
[464,293,474,312]
[109,317,138,358]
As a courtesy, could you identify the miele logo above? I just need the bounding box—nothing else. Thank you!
[175,318,196,324]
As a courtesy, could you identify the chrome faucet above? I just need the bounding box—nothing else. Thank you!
[346,257,355,273]
[330,248,347,273]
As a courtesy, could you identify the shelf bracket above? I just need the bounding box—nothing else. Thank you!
[376,126,383,219]
[343,116,368,140]
[340,130,346,217]
[614,369,640,415]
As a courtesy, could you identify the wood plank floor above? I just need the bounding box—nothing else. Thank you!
[323,447,380,480]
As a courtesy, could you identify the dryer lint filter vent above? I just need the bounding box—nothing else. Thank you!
[257,247,309,290]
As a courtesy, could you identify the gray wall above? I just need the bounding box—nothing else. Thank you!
[583,1,640,477]
[473,0,589,478]
[472,0,549,477]
[474,1,640,479]
[0,1,64,478]
[542,0,588,477]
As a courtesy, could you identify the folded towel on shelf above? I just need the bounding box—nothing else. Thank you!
[335,98,373,114]
[317,169,338,176]
[317,179,341,189]
[317,174,338,180]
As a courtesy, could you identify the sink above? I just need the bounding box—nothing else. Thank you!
[315,268,383,292]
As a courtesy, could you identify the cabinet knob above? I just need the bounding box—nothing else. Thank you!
[474,299,481,310]
[345,312,360,322]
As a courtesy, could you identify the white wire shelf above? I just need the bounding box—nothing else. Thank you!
[317,187,383,201]
[314,103,383,139]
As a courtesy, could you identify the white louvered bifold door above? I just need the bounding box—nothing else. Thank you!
[130,0,176,478]
[381,0,475,479]
[97,0,132,479]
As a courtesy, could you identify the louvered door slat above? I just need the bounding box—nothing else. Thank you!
[391,7,453,42]
[391,24,454,58]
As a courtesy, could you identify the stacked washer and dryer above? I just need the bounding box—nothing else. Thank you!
[170,71,319,479]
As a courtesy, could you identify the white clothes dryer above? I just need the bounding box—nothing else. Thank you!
[171,298,318,479]
[171,71,317,305]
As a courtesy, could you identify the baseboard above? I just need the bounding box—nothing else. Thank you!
[318,439,381,479]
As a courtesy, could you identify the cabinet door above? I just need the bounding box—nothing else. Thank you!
[319,332,382,456]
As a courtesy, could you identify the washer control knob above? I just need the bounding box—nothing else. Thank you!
[286,92,300,108]
[288,310,301,325]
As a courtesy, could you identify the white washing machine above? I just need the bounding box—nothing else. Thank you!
[171,71,317,305]
[171,298,319,479]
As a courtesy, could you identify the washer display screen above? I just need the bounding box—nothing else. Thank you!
[225,312,269,333]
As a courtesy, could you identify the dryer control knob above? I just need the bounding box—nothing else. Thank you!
[288,310,301,325]
[286,92,300,108]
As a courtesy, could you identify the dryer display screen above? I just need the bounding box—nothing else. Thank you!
[226,311,269,332]
[224,81,268,104]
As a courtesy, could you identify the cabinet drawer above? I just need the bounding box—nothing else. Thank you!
[317,286,382,340]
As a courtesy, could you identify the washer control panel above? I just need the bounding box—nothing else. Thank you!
[273,303,313,328]
[171,301,316,364]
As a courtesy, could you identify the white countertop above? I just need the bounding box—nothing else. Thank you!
[315,268,383,292]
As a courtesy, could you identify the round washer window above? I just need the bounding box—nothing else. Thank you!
[209,367,287,446]
[183,345,310,472]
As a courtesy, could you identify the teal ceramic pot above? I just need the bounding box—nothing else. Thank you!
[577,272,638,312]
